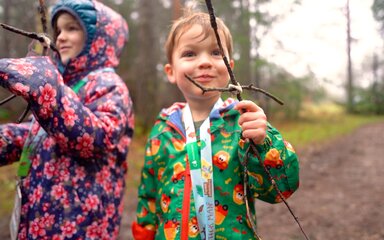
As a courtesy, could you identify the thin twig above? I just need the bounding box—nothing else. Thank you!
[17,104,30,124]
[185,74,284,105]
[0,23,59,54]
[205,0,241,101]
[0,94,17,106]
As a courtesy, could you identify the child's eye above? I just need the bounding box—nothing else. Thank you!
[212,49,221,56]
[69,26,76,31]
[68,24,81,31]
[181,51,195,58]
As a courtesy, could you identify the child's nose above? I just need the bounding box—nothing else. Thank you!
[198,54,213,68]
[56,32,67,42]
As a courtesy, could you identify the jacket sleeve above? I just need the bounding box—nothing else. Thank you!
[0,122,30,166]
[238,123,300,203]
[132,138,158,240]
[0,56,134,161]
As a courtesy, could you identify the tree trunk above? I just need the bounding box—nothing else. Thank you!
[346,0,354,112]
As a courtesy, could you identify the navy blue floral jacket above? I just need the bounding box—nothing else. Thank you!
[0,0,134,239]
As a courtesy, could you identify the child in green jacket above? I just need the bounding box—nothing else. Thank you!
[132,10,300,240]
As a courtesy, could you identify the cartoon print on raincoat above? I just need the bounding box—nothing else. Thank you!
[0,0,134,239]
[132,99,299,239]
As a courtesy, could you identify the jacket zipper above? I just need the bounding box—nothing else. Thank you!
[181,160,191,240]
[166,120,191,239]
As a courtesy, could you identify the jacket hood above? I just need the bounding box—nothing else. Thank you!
[51,0,128,83]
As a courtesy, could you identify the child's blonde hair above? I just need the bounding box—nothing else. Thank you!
[165,10,233,63]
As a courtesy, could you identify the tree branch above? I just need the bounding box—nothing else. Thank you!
[185,74,284,105]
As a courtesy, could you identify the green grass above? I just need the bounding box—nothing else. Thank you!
[272,106,384,147]
[0,164,17,216]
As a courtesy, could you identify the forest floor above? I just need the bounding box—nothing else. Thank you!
[1,122,383,239]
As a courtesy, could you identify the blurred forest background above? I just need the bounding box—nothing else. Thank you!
[1,0,384,239]
[0,0,383,131]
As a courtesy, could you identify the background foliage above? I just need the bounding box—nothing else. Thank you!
[0,0,383,130]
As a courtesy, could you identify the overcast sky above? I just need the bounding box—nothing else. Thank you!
[258,0,383,98]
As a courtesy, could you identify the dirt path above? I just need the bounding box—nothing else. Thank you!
[255,122,384,240]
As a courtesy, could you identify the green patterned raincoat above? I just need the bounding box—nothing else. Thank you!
[132,98,300,240]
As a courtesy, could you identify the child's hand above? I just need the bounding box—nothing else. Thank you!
[235,100,267,145]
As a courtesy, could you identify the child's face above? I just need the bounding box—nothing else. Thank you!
[164,24,234,105]
[55,12,85,64]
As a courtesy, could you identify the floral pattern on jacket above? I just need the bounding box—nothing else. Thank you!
[0,0,133,239]
[132,98,299,239]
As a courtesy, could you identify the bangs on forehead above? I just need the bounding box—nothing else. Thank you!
[174,21,213,46]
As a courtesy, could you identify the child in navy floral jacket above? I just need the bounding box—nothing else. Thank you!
[0,0,134,239]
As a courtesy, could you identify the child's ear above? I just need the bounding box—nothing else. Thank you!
[164,63,176,84]
[230,59,235,70]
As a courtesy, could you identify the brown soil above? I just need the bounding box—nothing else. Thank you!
[1,122,383,240]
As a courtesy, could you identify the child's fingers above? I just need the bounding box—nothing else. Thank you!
[242,128,266,144]
[234,100,260,112]
[238,111,266,126]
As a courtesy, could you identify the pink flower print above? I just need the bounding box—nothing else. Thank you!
[31,154,41,169]
[105,204,115,219]
[38,84,57,107]
[105,23,115,36]
[14,135,24,148]
[13,83,30,97]
[9,59,36,78]
[95,166,111,184]
[103,181,113,193]
[29,218,46,239]
[90,37,106,56]
[60,96,71,109]
[0,72,9,80]
[44,162,56,179]
[55,133,68,151]
[86,221,102,239]
[61,107,78,127]
[117,34,125,48]
[43,137,54,150]
[52,235,63,240]
[72,55,87,69]
[84,116,91,127]
[61,220,77,238]
[41,213,55,228]
[75,166,86,181]
[31,186,43,203]
[39,105,54,119]
[118,136,131,153]
[106,47,118,66]
[45,69,53,79]
[85,195,100,212]
[58,167,70,182]
[76,214,86,224]
[114,179,123,196]
[42,203,51,212]
[76,133,95,158]
[54,117,59,128]
[51,184,66,200]
[97,100,116,113]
